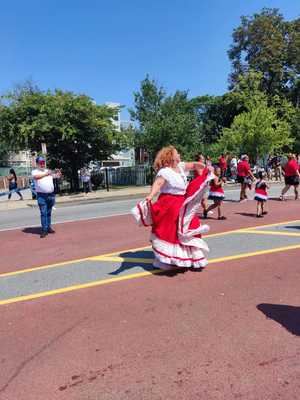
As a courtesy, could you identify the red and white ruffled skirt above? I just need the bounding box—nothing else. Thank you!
[131,170,212,269]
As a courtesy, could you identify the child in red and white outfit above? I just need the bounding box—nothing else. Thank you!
[203,166,226,220]
[254,171,269,218]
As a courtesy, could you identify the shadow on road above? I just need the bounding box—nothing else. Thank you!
[22,227,42,235]
[109,250,192,277]
[285,225,300,230]
[257,303,300,336]
[235,212,257,218]
[223,199,240,203]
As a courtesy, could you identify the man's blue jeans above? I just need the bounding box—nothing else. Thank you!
[37,193,55,233]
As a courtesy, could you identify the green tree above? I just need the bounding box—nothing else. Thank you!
[0,105,12,164]
[130,76,203,160]
[191,93,244,145]
[0,87,119,189]
[217,106,292,162]
[290,108,300,153]
[228,8,300,103]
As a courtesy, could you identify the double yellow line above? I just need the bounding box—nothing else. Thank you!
[0,219,299,306]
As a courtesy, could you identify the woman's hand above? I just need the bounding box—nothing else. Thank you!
[145,176,165,202]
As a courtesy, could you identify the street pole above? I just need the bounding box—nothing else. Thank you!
[105,167,109,192]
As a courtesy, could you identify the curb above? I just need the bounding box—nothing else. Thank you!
[0,192,149,211]
[33,192,149,208]
[0,181,284,212]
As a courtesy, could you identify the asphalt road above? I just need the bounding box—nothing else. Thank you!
[1,197,300,400]
[0,184,285,231]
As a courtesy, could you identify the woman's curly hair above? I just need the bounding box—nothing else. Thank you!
[153,146,176,171]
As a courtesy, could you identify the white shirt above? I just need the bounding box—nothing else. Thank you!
[32,168,54,194]
[230,158,237,168]
[156,163,187,195]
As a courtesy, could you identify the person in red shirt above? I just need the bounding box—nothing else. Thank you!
[280,154,300,200]
[237,154,255,201]
[218,153,228,180]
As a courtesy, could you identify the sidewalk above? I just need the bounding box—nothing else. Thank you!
[0,179,284,212]
[0,186,151,212]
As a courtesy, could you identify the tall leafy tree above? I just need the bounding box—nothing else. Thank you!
[228,8,300,103]
[130,76,203,160]
[191,94,243,145]
[214,73,294,161]
[216,105,292,162]
[0,87,120,189]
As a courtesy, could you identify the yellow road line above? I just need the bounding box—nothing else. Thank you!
[92,256,154,263]
[96,242,300,265]
[0,257,94,278]
[0,245,153,278]
[0,269,163,306]
[239,229,300,237]
[188,219,300,239]
[1,242,300,306]
[239,219,300,231]
[1,218,299,279]
[209,243,300,264]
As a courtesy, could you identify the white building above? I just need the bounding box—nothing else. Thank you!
[105,102,121,131]
[7,150,31,165]
[105,102,135,167]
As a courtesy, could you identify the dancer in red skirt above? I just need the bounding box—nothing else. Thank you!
[254,171,269,218]
[203,166,226,220]
[132,146,213,270]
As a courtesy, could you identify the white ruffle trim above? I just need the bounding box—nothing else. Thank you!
[209,191,225,198]
[151,234,208,268]
[131,200,152,226]
[254,193,268,201]
[178,171,213,246]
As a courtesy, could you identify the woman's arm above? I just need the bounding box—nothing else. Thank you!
[184,161,205,171]
[145,176,165,201]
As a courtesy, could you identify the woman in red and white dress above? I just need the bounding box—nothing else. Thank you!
[203,166,226,220]
[132,146,213,270]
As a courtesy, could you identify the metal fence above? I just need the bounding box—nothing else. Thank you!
[0,164,153,192]
[103,165,153,187]
[0,166,31,177]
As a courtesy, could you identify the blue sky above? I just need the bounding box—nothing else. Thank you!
[1,0,299,119]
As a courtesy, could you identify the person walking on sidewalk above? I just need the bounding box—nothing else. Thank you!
[32,156,62,238]
[80,167,91,194]
[7,169,23,200]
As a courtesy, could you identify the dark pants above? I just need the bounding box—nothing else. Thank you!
[8,183,23,200]
[83,181,90,193]
[37,192,55,233]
